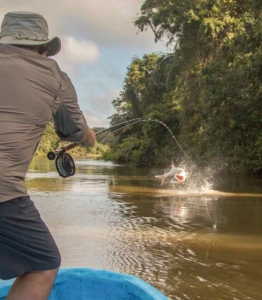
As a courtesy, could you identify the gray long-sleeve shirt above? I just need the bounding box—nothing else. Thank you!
[0,44,88,202]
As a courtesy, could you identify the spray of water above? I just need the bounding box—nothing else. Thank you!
[72,117,218,226]
[99,118,216,194]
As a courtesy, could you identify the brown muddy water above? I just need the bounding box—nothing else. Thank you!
[26,157,262,300]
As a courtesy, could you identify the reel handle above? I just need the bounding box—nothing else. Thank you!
[47,151,56,160]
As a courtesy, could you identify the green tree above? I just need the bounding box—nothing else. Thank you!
[105,53,181,166]
[131,0,262,173]
[105,0,262,173]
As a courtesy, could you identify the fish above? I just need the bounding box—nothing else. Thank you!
[155,164,186,186]
[170,169,186,184]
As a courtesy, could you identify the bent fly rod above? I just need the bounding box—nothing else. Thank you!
[47,117,191,178]
[46,118,147,178]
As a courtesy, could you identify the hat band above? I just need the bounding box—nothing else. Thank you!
[0,33,49,41]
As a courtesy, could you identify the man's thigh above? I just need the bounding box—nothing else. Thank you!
[0,196,61,280]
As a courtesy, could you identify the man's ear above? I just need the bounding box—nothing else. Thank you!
[39,44,49,56]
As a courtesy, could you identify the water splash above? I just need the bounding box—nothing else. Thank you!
[166,164,218,228]
[200,180,214,193]
[101,118,219,229]
[173,168,215,195]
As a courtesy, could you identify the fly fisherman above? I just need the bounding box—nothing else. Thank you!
[0,11,96,300]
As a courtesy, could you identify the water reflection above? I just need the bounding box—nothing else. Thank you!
[26,157,262,300]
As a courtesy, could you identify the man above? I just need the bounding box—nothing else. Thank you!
[0,11,96,300]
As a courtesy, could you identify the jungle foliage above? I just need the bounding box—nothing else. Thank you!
[105,0,262,173]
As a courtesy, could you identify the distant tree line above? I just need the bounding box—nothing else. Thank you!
[103,0,262,174]
[36,123,109,157]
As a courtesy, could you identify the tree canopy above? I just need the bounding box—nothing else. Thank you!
[105,0,262,173]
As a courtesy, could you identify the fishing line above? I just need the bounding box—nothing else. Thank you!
[205,199,216,228]
[99,119,167,144]
[148,118,192,162]
[47,117,192,177]
[98,119,144,144]
[101,118,192,162]
[95,118,146,135]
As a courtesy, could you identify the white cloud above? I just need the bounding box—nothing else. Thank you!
[79,85,120,127]
[62,36,100,63]
[84,84,119,114]
[82,110,105,127]
[0,0,165,50]
[54,35,100,75]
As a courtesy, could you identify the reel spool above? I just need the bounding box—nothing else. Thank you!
[47,142,79,178]
[47,149,75,178]
[55,152,75,178]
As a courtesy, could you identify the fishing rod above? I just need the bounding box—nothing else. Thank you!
[46,118,145,178]
[47,117,192,178]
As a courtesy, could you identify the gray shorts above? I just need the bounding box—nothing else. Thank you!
[0,196,61,280]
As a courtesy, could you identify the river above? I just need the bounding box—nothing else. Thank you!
[26,157,262,300]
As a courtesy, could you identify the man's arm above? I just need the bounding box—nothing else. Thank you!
[53,77,96,146]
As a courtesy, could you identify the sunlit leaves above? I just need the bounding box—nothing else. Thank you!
[107,0,262,172]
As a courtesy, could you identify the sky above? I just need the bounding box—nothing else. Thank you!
[0,0,169,127]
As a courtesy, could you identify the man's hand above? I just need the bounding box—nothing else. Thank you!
[80,127,96,148]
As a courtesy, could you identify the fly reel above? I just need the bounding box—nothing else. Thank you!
[47,146,76,178]
[55,152,75,178]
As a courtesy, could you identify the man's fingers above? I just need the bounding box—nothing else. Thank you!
[82,128,96,147]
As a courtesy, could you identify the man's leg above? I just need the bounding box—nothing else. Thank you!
[0,197,61,299]
[6,268,59,300]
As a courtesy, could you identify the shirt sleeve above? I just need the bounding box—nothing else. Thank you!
[53,77,88,142]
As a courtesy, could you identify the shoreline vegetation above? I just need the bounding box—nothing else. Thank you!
[35,123,110,158]
[102,1,262,175]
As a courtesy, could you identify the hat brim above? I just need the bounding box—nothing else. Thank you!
[0,35,61,56]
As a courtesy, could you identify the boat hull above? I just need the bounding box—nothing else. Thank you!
[0,268,168,300]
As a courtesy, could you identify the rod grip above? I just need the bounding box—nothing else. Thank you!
[61,142,79,152]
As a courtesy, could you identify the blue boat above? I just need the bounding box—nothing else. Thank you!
[0,268,168,300]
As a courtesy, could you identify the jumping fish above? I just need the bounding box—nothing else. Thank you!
[155,164,186,186]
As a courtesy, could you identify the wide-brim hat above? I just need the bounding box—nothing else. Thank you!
[0,11,61,56]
